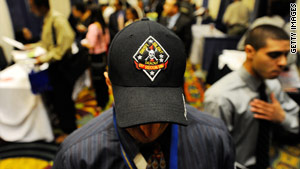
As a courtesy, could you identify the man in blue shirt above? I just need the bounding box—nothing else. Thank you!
[52,18,235,169]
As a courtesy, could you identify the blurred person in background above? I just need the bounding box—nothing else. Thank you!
[15,27,40,44]
[125,6,140,26]
[222,0,249,36]
[82,5,110,110]
[108,0,126,41]
[99,0,115,25]
[70,2,92,43]
[26,0,77,143]
[159,0,193,58]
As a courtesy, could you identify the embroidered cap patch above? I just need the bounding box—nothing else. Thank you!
[133,36,169,81]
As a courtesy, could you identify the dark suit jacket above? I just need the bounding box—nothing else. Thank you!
[52,105,235,169]
[159,13,193,57]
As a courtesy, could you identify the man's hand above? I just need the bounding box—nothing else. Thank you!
[22,27,33,41]
[35,56,43,65]
[24,44,34,50]
[76,24,87,33]
[250,93,285,123]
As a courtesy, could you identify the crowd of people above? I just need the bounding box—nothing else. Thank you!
[23,0,200,143]
[1,0,299,168]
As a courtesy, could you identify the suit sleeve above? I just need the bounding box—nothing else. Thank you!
[52,146,68,169]
[220,120,236,169]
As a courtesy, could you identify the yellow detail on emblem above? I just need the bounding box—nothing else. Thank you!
[145,61,158,65]
[139,43,149,54]
[152,42,163,53]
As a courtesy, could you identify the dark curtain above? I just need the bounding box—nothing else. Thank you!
[203,0,208,8]
[6,0,43,40]
[6,0,85,41]
[203,37,240,85]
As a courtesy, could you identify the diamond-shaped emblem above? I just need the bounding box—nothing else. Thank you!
[133,36,169,81]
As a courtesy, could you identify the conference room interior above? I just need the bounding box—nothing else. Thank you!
[0,0,299,168]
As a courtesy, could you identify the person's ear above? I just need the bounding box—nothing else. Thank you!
[104,72,112,94]
[245,44,256,60]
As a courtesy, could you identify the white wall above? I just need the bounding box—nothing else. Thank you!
[0,0,14,63]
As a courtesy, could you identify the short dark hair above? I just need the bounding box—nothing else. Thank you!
[174,0,181,8]
[74,2,87,13]
[33,0,49,9]
[244,24,289,50]
[90,5,107,34]
[127,7,139,20]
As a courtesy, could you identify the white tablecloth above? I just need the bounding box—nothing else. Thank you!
[218,50,246,70]
[0,63,54,142]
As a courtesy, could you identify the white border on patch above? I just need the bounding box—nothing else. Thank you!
[133,36,170,81]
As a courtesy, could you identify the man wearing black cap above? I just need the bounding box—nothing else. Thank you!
[52,18,235,169]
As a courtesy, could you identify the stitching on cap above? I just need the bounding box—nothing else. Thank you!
[147,21,151,35]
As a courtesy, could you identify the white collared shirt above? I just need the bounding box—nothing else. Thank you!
[167,13,180,29]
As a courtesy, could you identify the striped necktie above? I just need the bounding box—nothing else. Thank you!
[146,143,166,169]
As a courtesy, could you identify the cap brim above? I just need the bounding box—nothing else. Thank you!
[112,84,188,128]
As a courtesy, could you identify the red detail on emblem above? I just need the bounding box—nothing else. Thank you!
[164,60,168,69]
[134,61,141,70]
[149,45,154,50]
[134,61,168,70]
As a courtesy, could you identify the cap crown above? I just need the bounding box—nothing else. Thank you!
[108,19,186,87]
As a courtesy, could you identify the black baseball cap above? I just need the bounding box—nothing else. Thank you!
[108,18,188,128]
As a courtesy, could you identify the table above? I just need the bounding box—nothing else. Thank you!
[0,63,54,142]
